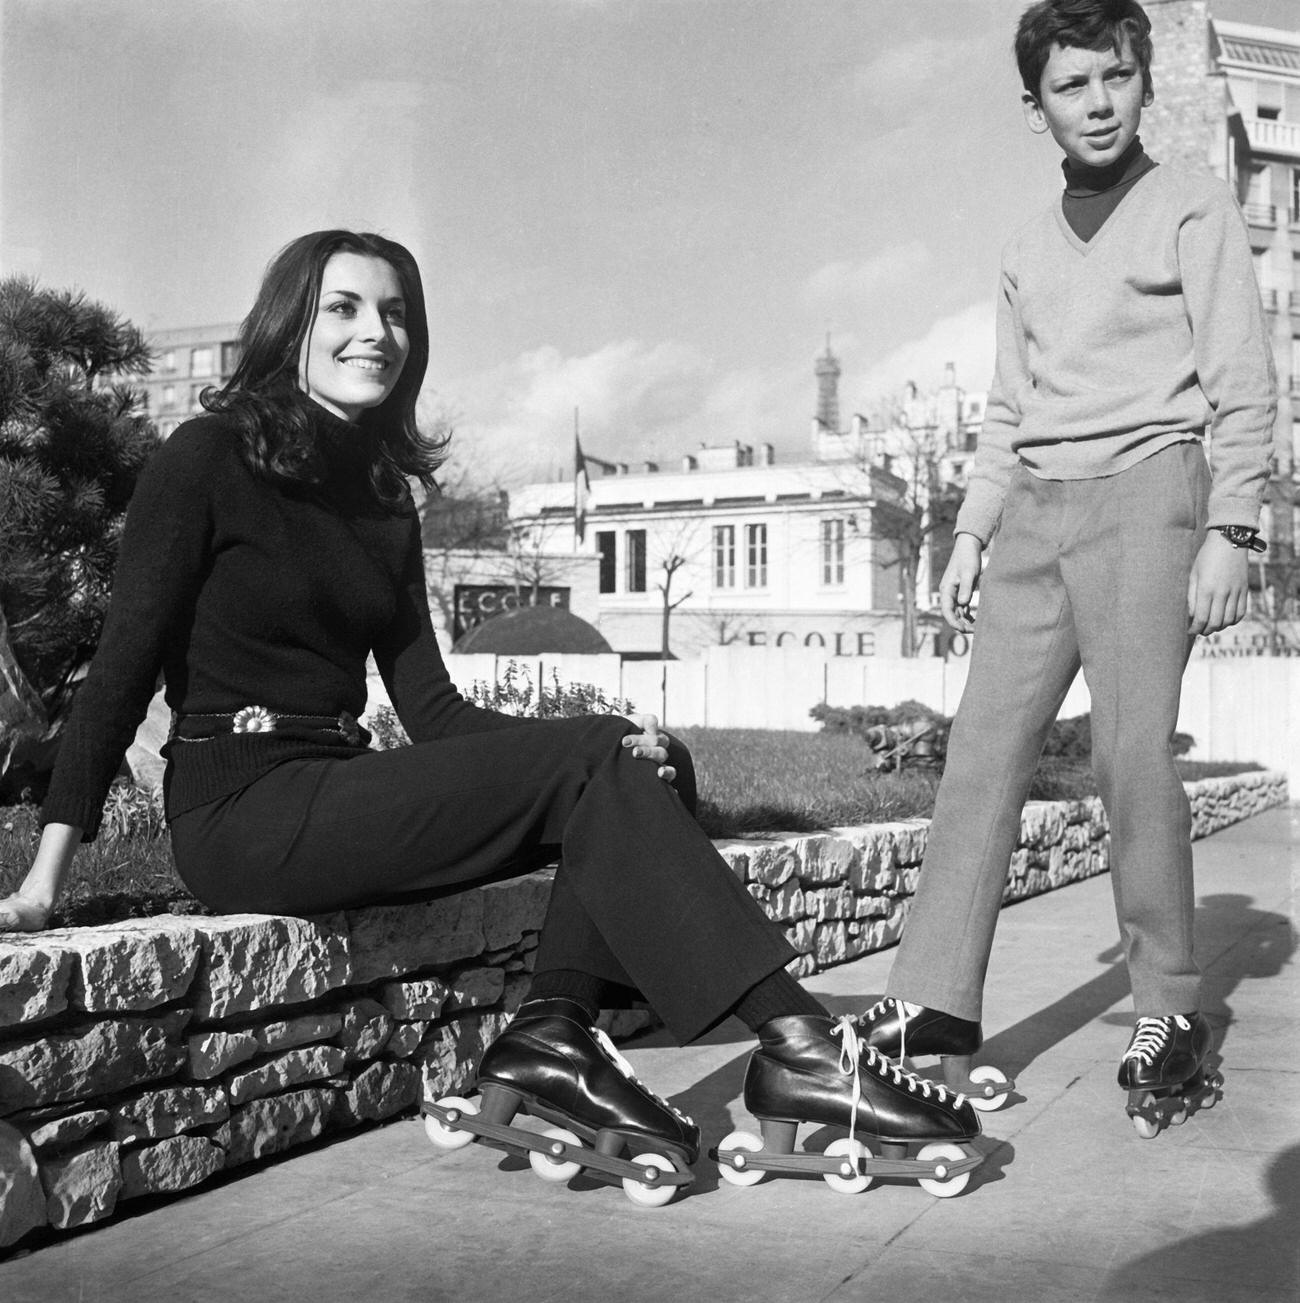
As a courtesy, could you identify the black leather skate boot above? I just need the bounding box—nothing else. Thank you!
[476,998,699,1165]
[745,1014,980,1144]
[858,997,982,1060]
[1118,1013,1212,1091]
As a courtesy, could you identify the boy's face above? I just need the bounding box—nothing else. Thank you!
[1023,35,1152,169]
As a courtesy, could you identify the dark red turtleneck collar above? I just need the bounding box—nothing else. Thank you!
[1060,136,1159,242]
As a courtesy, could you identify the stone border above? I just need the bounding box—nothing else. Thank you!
[0,770,1286,1248]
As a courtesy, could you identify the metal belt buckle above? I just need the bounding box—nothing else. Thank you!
[232,705,279,734]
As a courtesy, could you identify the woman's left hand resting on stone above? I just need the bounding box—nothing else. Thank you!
[621,713,677,785]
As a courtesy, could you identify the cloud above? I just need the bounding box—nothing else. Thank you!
[802,241,932,315]
[848,299,997,407]
[849,37,968,108]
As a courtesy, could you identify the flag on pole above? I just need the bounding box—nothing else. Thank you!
[574,409,590,544]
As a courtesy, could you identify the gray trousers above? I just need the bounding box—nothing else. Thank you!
[887,442,1209,1020]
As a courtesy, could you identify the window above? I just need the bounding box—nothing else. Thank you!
[190,347,214,378]
[712,525,736,588]
[745,523,767,588]
[162,385,176,407]
[1292,169,1300,224]
[821,518,845,585]
[221,341,242,375]
[596,531,616,594]
[162,350,176,372]
[625,529,646,592]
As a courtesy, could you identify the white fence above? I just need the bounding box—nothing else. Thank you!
[431,647,1300,788]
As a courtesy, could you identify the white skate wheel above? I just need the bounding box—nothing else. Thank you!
[529,1126,583,1182]
[916,1142,971,1198]
[424,1096,478,1150]
[622,1153,680,1208]
[1129,1093,1160,1139]
[716,1129,766,1187]
[822,1137,874,1195]
[966,1065,1011,1112]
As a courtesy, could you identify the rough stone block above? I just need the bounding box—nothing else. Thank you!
[52,917,201,1014]
[785,953,816,980]
[40,1139,122,1230]
[845,828,898,892]
[345,891,485,985]
[813,921,848,966]
[443,967,505,1015]
[219,1086,335,1168]
[186,1029,259,1080]
[226,1046,348,1106]
[333,1060,420,1127]
[715,844,750,881]
[480,872,554,950]
[419,1011,510,1101]
[120,1133,225,1200]
[337,999,394,1062]
[379,977,448,1021]
[765,881,806,922]
[111,1084,229,1141]
[253,1012,343,1054]
[0,1119,46,1247]
[1020,802,1066,851]
[807,884,855,921]
[18,1106,110,1151]
[0,938,73,1027]
[189,916,351,1021]
[385,1023,428,1058]
[789,918,817,955]
[746,841,798,888]
[0,1010,190,1113]
[798,835,857,886]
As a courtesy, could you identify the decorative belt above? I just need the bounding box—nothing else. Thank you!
[170,706,364,747]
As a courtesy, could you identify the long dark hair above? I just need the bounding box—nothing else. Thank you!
[1015,0,1154,101]
[203,230,447,506]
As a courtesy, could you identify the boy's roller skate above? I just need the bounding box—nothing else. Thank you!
[857,997,1014,1111]
[1119,1012,1222,1139]
[712,1015,983,1199]
[423,998,698,1207]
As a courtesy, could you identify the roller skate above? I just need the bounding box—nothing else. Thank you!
[712,1015,984,1198]
[422,997,697,1207]
[1119,1012,1222,1139]
[857,996,1014,1112]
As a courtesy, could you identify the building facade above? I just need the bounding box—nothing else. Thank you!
[1143,3,1300,611]
[140,324,242,437]
[509,348,983,660]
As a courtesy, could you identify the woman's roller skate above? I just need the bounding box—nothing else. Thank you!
[712,1014,983,1199]
[423,997,698,1207]
[1119,1012,1223,1139]
[857,997,1014,1111]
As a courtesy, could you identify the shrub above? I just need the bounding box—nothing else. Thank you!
[367,661,637,749]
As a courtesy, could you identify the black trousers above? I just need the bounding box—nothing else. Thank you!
[169,715,795,1042]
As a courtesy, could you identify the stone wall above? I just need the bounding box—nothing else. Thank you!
[0,770,1286,1249]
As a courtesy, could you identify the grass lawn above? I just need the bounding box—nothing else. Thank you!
[0,729,1261,927]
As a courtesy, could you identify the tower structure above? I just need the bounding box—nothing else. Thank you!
[815,337,841,435]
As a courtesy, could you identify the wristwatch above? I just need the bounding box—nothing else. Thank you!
[1209,525,1266,553]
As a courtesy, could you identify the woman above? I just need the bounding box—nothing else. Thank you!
[0,231,979,1200]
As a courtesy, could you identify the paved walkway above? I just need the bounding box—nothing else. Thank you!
[2,805,1296,1303]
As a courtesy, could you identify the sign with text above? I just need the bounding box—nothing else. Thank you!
[453,584,570,642]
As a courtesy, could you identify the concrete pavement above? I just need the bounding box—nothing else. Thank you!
[1,804,1296,1303]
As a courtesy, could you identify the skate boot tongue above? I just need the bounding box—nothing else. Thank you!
[592,1026,695,1129]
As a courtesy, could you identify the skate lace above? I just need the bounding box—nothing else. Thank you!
[592,1026,695,1127]
[860,996,921,1064]
[1122,1015,1192,1067]
[832,1015,966,1154]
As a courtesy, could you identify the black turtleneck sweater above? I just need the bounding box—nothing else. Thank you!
[42,401,519,839]
[1061,136,1159,242]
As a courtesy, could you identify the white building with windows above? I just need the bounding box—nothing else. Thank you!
[508,348,983,659]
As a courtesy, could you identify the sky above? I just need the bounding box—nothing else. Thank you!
[2,0,1295,483]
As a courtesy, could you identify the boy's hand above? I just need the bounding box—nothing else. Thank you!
[940,533,983,633]
[621,713,676,784]
[1187,532,1251,637]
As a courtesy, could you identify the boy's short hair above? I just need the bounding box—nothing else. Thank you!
[1015,0,1154,100]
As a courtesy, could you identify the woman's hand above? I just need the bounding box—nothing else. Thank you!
[940,533,984,633]
[621,713,677,783]
[0,891,52,932]
[1188,532,1251,637]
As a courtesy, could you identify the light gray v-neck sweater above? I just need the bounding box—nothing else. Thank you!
[956,165,1277,544]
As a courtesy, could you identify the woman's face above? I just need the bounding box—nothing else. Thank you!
[297,252,411,422]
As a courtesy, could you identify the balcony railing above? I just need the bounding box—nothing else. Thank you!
[1259,287,1278,311]
[1243,117,1300,159]
[1244,201,1277,225]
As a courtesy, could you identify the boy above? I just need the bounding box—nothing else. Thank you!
[859,0,1276,1135]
